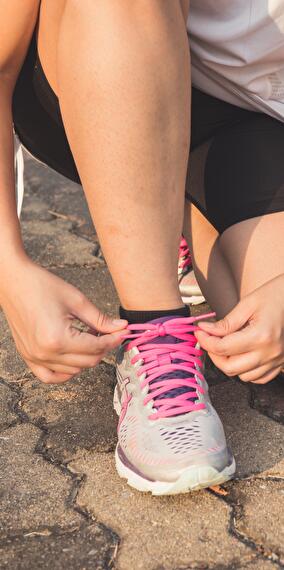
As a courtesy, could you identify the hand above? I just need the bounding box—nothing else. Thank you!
[195,275,284,384]
[0,256,128,384]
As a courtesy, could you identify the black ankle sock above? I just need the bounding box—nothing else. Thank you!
[119,305,190,325]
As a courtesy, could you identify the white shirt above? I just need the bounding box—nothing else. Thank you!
[188,0,284,121]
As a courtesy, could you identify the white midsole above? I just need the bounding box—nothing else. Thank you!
[115,445,236,495]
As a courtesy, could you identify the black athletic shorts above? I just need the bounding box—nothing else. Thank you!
[12,31,284,234]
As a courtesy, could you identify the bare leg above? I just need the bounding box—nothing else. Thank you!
[219,212,284,296]
[49,0,191,311]
[183,202,239,318]
[183,202,284,321]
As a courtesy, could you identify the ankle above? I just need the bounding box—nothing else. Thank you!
[119,305,190,324]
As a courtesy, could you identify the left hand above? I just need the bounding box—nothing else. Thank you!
[195,274,284,384]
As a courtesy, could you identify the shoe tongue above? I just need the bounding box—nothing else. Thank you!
[146,315,197,410]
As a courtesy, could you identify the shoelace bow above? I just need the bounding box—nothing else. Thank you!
[178,237,192,273]
[123,314,215,419]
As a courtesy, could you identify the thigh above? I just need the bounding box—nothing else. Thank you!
[37,0,66,94]
[13,0,80,184]
[220,212,284,296]
[187,110,284,234]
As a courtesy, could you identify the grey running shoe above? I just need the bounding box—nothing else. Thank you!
[114,315,235,495]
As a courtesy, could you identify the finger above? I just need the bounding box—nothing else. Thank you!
[44,353,104,369]
[249,366,282,385]
[197,296,255,337]
[28,354,82,374]
[38,350,103,369]
[36,362,81,375]
[207,350,263,378]
[195,327,258,357]
[73,295,128,334]
[208,348,283,379]
[27,363,74,384]
[64,327,125,356]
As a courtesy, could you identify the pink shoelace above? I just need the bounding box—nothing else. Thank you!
[123,314,215,420]
[178,236,192,273]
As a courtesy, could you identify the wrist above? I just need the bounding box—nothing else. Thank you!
[0,248,33,301]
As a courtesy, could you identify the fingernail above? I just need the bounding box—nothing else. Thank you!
[112,319,128,326]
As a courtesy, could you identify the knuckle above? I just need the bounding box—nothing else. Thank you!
[215,343,227,356]
[44,334,63,354]
[258,330,271,346]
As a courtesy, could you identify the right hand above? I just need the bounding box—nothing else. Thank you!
[0,256,128,384]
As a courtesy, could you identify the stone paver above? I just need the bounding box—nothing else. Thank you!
[0,312,27,383]
[51,265,119,318]
[210,381,284,478]
[0,525,117,570]
[243,559,279,570]
[230,478,284,566]
[22,152,96,244]
[22,219,99,267]
[20,363,117,463]
[71,452,255,570]
[0,423,81,537]
[0,155,282,569]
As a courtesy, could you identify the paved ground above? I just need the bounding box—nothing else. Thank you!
[0,153,283,570]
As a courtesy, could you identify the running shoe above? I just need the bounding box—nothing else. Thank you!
[114,315,235,495]
[178,236,205,305]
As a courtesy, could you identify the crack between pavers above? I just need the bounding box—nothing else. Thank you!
[41,260,105,269]
[0,524,86,546]
[159,550,266,570]
[0,378,29,432]
[0,377,121,567]
[39,214,103,260]
[208,488,282,568]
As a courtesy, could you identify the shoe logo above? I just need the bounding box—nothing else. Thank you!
[117,371,132,430]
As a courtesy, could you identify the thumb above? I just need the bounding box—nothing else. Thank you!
[74,295,128,334]
[198,296,254,337]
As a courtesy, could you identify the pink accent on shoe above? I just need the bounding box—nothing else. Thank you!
[117,377,132,430]
[123,314,215,420]
[178,236,192,272]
